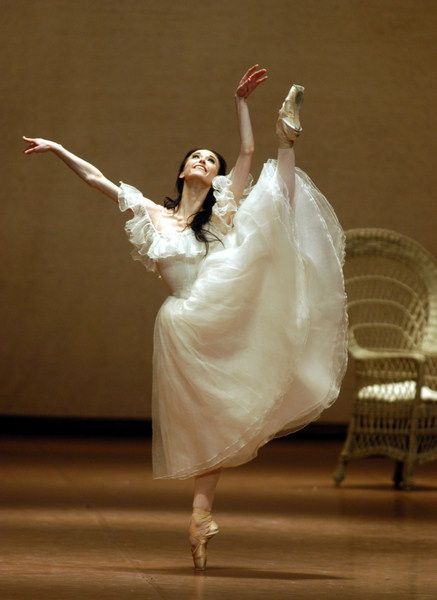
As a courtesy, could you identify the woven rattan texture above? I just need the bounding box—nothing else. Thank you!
[334,228,437,489]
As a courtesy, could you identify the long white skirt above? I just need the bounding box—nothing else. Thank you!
[151,159,348,479]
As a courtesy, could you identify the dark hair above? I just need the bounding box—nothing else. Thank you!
[164,148,227,257]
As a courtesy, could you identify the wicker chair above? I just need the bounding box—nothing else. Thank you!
[333,228,437,489]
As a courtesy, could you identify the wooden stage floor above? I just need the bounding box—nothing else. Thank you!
[0,436,436,599]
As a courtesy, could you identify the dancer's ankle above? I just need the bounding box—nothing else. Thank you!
[192,506,211,516]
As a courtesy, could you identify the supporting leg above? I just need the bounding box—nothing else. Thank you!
[192,468,222,511]
[189,468,222,570]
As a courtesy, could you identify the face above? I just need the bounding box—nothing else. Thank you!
[179,149,220,185]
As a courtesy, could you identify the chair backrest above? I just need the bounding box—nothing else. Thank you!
[345,228,437,353]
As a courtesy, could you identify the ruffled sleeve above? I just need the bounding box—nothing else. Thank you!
[118,182,158,273]
[211,169,253,232]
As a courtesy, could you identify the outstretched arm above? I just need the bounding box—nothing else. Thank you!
[22,137,119,202]
[230,65,268,205]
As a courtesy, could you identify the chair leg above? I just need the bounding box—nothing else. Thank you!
[333,457,348,487]
[393,461,404,489]
[401,459,415,490]
[333,420,356,487]
[402,403,420,490]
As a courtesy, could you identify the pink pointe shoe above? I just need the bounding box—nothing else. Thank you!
[276,84,305,148]
[188,508,219,571]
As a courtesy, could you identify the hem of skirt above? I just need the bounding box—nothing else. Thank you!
[152,324,347,481]
[151,399,324,481]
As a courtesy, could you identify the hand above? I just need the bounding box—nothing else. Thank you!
[235,64,268,99]
[22,136,58,155]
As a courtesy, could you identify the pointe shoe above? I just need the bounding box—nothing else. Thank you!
[189,508,219,571]
[276,84,305,148]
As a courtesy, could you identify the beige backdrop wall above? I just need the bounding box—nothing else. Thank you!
[2,0,436,422]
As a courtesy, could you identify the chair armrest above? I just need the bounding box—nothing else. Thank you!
[349,347,425,386]
[350,347,426,363]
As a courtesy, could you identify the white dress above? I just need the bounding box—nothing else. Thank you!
[118,159,348,480]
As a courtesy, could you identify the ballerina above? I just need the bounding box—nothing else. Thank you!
[23,65,348,571]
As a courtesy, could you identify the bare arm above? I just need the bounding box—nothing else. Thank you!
[229,65,268,205]
[22,136,119,202]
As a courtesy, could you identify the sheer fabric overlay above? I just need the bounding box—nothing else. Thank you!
[118,159,348,479]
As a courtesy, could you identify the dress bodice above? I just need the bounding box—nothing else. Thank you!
[117,171,252,297]
[156,250,202,298]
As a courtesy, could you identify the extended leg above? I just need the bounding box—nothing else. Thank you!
[276,84,304,202]
[277,146,296,202]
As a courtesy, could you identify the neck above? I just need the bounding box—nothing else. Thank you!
[178,180,209,219]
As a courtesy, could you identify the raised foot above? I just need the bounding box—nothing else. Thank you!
[276,84,305,148]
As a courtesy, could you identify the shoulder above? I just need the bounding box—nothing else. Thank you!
[118,181,163,218]
[143,196,164,219]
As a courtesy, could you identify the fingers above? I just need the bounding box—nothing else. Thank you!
[236,65,268,97]
[255,75,268,84]
[245,64,260,77]
[242,65,267,84]
[246,65,267,77]
[22,136,37,154]
[247,72,268,92]
[22,136,36,149]
[245,68,268,90]
[250,69,267,82]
